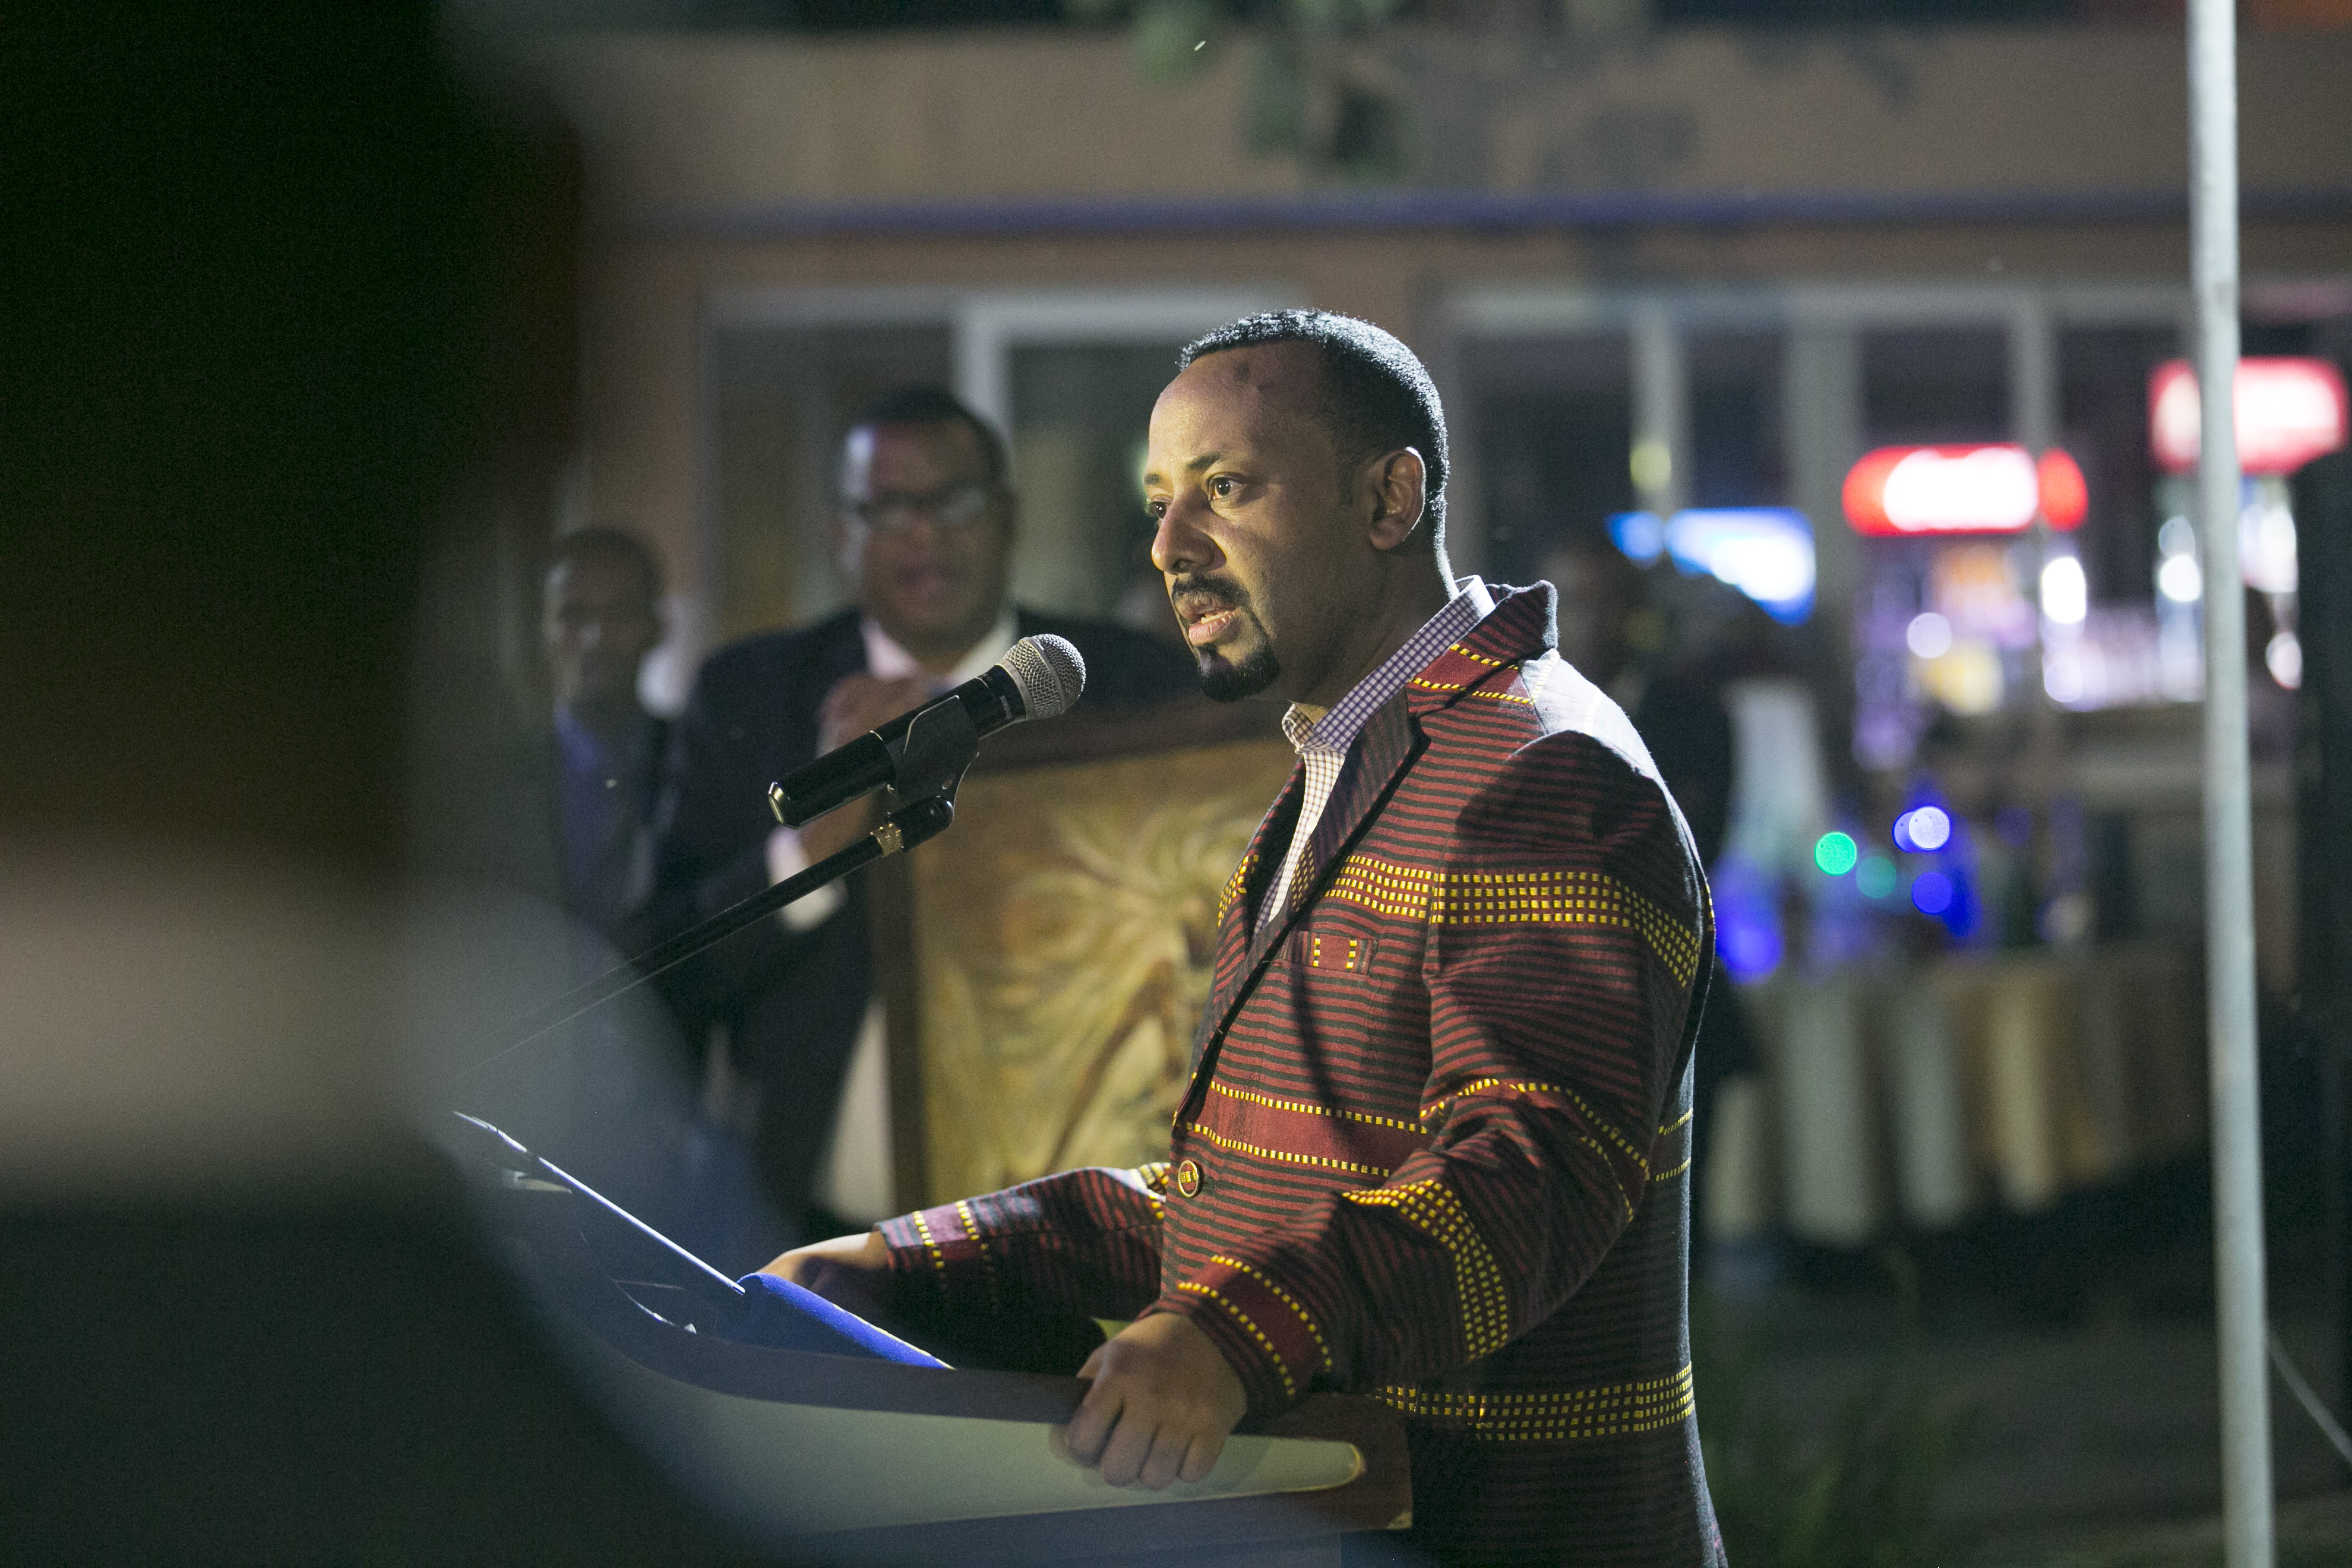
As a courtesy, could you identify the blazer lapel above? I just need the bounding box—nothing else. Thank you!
[1194,763,1302,1052]
[1177,695,1425,1127]
[1244,691,1421,972]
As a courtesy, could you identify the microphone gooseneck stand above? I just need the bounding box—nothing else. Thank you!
[455,694,984,1086]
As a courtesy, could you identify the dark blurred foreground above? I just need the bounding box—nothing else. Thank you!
[0,8,788,1560]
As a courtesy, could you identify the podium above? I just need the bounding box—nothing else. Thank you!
[465,1120,1412,1566]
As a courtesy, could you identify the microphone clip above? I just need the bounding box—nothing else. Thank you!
[887,692,982,807]
[765,690,982,829]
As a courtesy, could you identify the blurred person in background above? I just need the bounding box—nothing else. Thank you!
[542,527,668,948]
[1549,527,1650,713]
[646,387,1194,1255]
[1545,532,1755,1282]
[519,524,720,1247]
[1542,533,1737,871]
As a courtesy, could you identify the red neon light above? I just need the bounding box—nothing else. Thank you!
[2149,358,2348,476]
[1843,443,2087,536]
[2037,448,2088,531]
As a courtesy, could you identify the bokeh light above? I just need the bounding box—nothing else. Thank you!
[1607,510,1667,565]
[1905,611,1955,659]
[2040,554,2088,624]
[1710,855,1784,983]
[1665,508,1818,625]
[2268,630,2303,689]
[1813,832,1859,875]
[1907,806,1952,851]
[2158,552,2203,603]
[1911,871,1955,915]
[1719,921,1782,979]
[1857,856,1899,900]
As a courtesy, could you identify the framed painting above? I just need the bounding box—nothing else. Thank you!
[871,699,1294,1209]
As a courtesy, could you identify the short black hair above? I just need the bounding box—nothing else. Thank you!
[844,385,1010,488]
[1177,309,1447,542]
[548,527,663,604]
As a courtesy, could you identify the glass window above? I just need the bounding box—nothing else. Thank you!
[1862,325,2009,446]
[1465,332,1634,584]
[2057,324,2177,606]
[707,321,952,641]
[1689,328,1787,508]
[1006,342,1187,628]
[1852,324,2017,760]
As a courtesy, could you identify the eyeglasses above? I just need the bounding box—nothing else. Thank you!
[845,482,997,536]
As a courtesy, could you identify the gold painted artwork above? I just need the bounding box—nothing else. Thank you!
[906,738,1295,1205]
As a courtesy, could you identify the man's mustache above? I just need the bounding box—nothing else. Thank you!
[1167,574,1250,612]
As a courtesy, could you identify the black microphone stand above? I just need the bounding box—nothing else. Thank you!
[456,695,984,1084]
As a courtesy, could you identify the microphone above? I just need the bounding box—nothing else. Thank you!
[768,634,1086,828]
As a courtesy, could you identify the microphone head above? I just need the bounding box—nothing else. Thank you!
[998,634,1086,720]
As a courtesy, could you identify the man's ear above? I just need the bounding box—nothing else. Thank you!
[1363,448,1428,554]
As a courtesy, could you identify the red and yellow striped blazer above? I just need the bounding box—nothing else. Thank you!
[881,584,1723,1565]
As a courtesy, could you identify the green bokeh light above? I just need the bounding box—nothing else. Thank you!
[1856,855,1899,900]
[1813,832,1859,876]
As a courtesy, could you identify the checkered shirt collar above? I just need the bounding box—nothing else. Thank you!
[1281,577,1495,759]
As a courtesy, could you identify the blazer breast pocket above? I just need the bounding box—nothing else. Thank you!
[1287,929,1379,978]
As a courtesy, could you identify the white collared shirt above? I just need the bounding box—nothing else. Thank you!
[766,606,1022,928]
[1254,577,1496,935]
[860,606,1019,690]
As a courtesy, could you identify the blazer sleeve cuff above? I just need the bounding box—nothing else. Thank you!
[1157,1254,1331,1414]
[878,1203,993,1307]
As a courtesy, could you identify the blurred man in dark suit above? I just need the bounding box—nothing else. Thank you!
[647,387,1195,1253]
[542,527,668,948]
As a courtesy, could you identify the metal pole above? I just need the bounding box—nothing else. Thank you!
[2012,293,2063,755]
[1630,301,1689,519]
[2190,0,2275,1560]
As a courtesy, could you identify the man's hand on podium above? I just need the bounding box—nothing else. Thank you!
[1055,1312,1247,1491]
[763,1229,891,1321]
[766,1235,1247,1490]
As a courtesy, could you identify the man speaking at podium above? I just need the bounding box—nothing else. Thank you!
[774,314,1723,1566]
